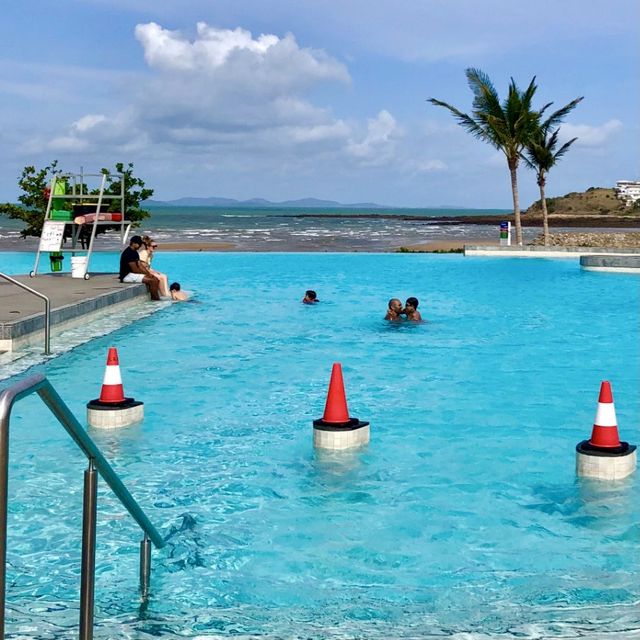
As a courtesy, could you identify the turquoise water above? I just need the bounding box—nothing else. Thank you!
[1,252,639,638]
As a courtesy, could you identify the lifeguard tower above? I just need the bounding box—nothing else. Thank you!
[30,170,132,280]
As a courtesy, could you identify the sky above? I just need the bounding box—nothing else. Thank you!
[0,0,638,208]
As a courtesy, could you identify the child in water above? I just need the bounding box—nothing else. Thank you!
[302,290,319,304]
[169,282,189,301]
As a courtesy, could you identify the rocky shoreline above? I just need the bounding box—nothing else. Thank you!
[293,212,640,228]
[530,232,640,248]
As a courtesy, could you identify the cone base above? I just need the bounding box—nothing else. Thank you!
[87,397,140,409]
[87,400,144,429]
[576,442,636,480]
[313,421,370,450]
[576,440,636,457]
[313,417,369,431]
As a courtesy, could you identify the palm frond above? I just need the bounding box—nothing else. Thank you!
[537,101,554,119]
[466,68,504,122]
[542,97,584,131]
[428,98,494,145]
[520,76,538,109]
[553,136,578,162]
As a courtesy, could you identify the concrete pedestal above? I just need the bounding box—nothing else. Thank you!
[576,440,637,480]
[87,399,144,429]
[313,419,370,450]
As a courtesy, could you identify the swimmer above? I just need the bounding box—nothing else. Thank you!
[169,282,189,301]
[303,290,319,304]
[405,297,422,322]
[385,298,404,321]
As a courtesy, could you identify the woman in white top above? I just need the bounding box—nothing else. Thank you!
[139,235,170,297]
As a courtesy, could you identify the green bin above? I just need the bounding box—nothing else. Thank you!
[49,252,64,272]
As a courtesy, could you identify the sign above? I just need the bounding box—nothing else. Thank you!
[38,220,65,252]
[499,220,511,246]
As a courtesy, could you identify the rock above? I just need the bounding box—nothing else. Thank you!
[530,232,640,248]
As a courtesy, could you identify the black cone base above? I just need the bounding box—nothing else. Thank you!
[576,440,636,457]
[313,417,369,431]
[87,398,142,411]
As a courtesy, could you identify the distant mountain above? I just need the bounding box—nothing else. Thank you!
[148,196,386,209]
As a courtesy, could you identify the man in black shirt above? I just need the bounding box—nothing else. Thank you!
[119,236,160,300]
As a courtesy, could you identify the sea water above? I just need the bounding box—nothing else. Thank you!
[0,252,639,638]
[0,206,527,252]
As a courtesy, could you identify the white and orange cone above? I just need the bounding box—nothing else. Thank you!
[87,347,144,429]
[576,380,636,480]
[98,347,126,404]
[588,381,620,448]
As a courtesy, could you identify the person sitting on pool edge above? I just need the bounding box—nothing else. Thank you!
[119,236,160,300]
[385,298,404,321]
[302,290,319,304]
[139,236,170,297]
[405,297,422,322]
[169,282,189,301]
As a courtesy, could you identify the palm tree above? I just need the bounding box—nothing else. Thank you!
[523,128,578,246]
[430,70,585,246]
[429,69,541,244]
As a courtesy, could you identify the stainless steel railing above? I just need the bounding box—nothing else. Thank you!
[0,273,51,355]
[0,373,165,639]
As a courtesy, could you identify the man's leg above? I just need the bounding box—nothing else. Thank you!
[143,275,161,300]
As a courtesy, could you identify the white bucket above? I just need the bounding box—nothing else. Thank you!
[71,256,88,278]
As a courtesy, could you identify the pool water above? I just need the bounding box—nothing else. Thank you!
[1,252,639,639]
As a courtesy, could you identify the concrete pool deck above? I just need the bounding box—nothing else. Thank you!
[464,245,640,259]
[580,254,640,273]
[0,273,154,353]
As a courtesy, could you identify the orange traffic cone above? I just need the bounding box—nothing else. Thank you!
[313,362,370,449]
[98,347,126,404]
[589,381,620,448]
[322,363,351,423]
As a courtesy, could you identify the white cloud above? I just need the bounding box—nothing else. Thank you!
[31,108,146,155]
[72,114,107,133]
[36,22,410,174]
[559,119,623,147]
[347,110,402,165]
[134,21,350,92]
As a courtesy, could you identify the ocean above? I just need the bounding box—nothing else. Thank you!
[1,205,526,252]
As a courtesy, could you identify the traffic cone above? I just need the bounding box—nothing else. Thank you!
[313,363,370,450]
[98,347,126,404]
[322,363,351,423]
[589,381,620,448]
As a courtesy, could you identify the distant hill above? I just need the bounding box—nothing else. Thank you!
[523,187,640,218]
[148,196,387,209]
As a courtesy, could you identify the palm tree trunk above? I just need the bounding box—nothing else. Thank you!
[509,161,522,245]
[539,178,549,246]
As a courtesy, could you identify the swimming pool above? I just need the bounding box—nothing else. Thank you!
[1,252,639,638]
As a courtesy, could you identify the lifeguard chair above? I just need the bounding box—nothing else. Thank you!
[30,170,132,280]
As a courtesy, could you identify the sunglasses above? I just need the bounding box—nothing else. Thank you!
[151,244,158,248]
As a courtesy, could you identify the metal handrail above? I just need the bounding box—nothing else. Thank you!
[0,373,165,639]
[0,273,50,355]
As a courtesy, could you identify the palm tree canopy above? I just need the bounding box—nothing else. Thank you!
[428,68,542,163]
[523,127,578,178]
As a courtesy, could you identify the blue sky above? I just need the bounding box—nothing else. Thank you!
[0,0,638,207]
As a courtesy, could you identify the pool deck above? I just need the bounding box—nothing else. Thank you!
[464,245,640,259]
[580,254,640,273]
[0,273,151,352]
